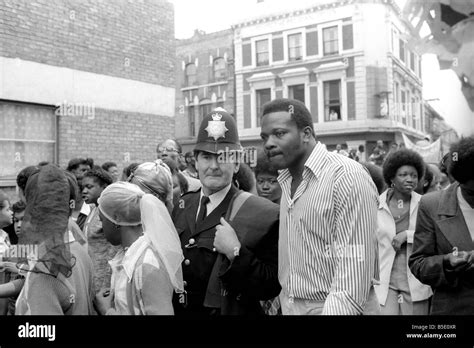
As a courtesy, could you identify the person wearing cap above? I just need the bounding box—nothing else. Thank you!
[172,108,280,315]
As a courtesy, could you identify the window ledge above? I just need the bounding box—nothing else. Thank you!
[247,72,276,84]
[181,80,228,92]
[313,60,348,74]
[279,67,309,79]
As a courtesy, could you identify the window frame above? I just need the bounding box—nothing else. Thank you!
[188,105,196,137]
[255,88,272,127]
[323,79,342,122]
[322,25,339,56]
[283,28,306,63]
[213,57,227,81]
[288,32,303,62]
[251,34,273,68]
[199,101,213,124]
[255,39,270,67]
[185,63,197,86]
[288,84,306,104]
[399,39,406,63]
[0,101,58,186]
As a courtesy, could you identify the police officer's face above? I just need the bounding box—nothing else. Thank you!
[196,152,239,195]
[260,111,306,170]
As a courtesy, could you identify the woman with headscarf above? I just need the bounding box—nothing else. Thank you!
[127,160,175,213]
[94,181,184,315]
[375,149,432,315]
[15,165,95,315]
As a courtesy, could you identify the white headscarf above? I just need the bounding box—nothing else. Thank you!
[98,182,184,293]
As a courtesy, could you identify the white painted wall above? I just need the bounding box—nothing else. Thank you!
[0,57,175,117]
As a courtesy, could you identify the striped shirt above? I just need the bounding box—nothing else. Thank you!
[278,142,379,315]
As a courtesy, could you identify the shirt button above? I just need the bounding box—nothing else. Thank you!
[188,238,195,245]
[184,259,191,266]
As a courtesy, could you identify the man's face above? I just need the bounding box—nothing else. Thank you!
[196,152,239,195]
[13,210,25,236]
[82,177,105,205]
[377,140,384,148]
[157,140,180,165]
[107,166,119,182]
[72,164,91,181]
[260,111,305,170]
[336,144,342,151]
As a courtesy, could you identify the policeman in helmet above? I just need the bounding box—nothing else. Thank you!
[172,108,280,315]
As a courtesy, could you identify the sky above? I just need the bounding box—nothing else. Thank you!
[171,0,473,136]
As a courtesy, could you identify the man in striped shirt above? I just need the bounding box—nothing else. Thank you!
[260,99,379,315]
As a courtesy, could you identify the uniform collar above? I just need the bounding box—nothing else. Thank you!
[200,184,231,206]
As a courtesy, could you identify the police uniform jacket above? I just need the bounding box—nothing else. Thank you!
[172,185,280,315]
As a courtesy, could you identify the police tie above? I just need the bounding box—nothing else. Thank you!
[196,196,210,227]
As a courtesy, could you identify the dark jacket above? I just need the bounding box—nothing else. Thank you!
[172,186,280,315]
[409,183,474,315]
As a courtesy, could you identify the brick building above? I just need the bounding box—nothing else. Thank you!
[174,29,234,153]
[0,0,175,197]
[233,0,428,156]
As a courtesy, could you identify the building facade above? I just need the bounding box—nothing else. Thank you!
[175,29,234,153]
[233,0,428,156]
[0,0,175,197]
[424,102,459,155]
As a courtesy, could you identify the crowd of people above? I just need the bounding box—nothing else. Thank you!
[0,98,473,316]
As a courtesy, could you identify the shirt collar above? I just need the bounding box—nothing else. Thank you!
[65,230,76,243]
[110,235,149,281]
[278,142,327,184]
[457,186,474,210]
[200,184,231,206]
[80,202,91,216]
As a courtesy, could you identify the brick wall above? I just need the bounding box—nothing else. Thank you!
[0,0,176,194]
[58,108,174,169]
[0,0,175,87]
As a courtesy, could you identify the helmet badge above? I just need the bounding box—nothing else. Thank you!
[205,112,228,141]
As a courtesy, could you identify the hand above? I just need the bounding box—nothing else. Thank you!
[213,217,241,261]
[94,288,114,315]
[0,261,20,274]
[445,250,470,268]
[466,250,474,268]
[391,231,407,252]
